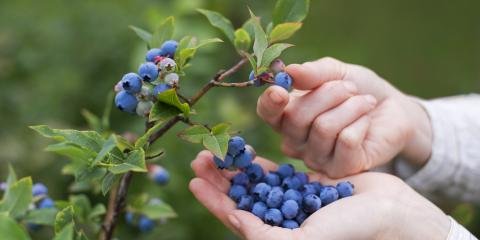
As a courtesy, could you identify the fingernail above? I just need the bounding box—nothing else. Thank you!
[228,214,240,230]
[343,81,357,93]
[365,95,377,105]
[269,90,284,105]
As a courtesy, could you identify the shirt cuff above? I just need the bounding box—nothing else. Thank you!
[447,216,478,240]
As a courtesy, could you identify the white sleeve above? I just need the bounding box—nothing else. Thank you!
[447,216,478,240]
[395,94,480,204]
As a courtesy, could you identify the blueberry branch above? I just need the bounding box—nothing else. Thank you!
[100,57,247,240]
[211,80,254,88]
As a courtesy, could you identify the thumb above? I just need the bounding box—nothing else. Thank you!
[287,57,349,90]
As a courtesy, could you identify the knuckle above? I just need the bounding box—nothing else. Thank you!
[313,117,335,137]
[338,129,360,149]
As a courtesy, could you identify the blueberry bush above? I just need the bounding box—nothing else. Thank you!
[0,1,313,239]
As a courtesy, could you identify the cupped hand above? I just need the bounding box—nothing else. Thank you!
[189,151,450,240]
[257,57,432,178]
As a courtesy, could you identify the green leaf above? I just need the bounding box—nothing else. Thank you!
[197,38,223,48]
[140,201,177,219]
[24,208,58,225]
[30,125,104,152]
[88,204,106,220]
[156,89,190,116]
[244,52,257,74]
[101,172,118,196]
[101,91,114,131]
[92,135,116,165]
[129,25,153,43]
[3,165,17,198]
[202,133,230,159]
[197,9,235,42]
[150,17,175,48]
[0,214,31,240]
[177,125,210,144]
[266,22,274,34]
[135,121,165,149]
[242,18,256,41]
[260,43,294,68]
[76,231,89,240]
[211,123,231,135]
[177,36,194,53]
[55,206,74,234]
[45,142,96,162]
[272,0,310,26]
[112,135,133,153]
[81,109,101,132]
[175,38,223,71]
[69,195,90,222]
[109,149,146,174]
[248,9,268,68]
[54,222,74,240]
[149,102,181,123]
[0,177,32,218]
[234,28,251,52]
[269,22,303,43]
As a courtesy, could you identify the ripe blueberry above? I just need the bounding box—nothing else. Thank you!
[266,187,284,208]
[38,197,55,209]
[295,209,308,225]
[251,201,268,220]
[233,148,253,168]
[153,83,172,97]
[281,220,299,229]
[276,163,295,179]
[32,183,48,196]
[145,48,164,62]
[295,172,309,185]
[336,181,354,198]
[281,199,299,219]
[237,195,253,211]
[252,182,272,202]
[121,73,143,94]
[274,71,292,90]
[115,91,138,113]
[125,212,134,224]
[148,165,170,185]
[160,40,178,58]
[281,176,302,190]
[138,62,159,82]
[231,172,249,187]
[264,208,283,226]
[263,172,281,186]
[228,185,247,202]
[311,181,323,194]
[283,189,303,205]
[138,216,155,232]
[213,154,234,169]
[300,184,317,196]
[228,136,246,156]
[245,163,264,183]
[319,186,339,205]
[302,194,321,213]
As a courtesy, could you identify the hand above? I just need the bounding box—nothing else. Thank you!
[257,57,432,177]
[189,151,450,240]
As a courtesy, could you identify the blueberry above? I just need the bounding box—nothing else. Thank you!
[300,184,317,196]
[228,136,246,156]
[153,83,172,97]
[32,183,48,196]
[263,172,281,186]
[159,58,176,73]
[228,185,247,202]
[281,200,299,219]
[125,212,134,225]
[121,73,143,94]
[266,187,284,208]
[249,70,263,87]
[276,164,295,179]
[252,182,272,202]
[245,144,256,160]
[281,220,299,229]
[270,59,285,74]
[38,197,55,209]
[138,62,159,82]
[213,154,234,169]
[295,172,309,185]
[115,91,138,113]
[249,70,255,81]
[302,194,321,213]
[237,195,254,211]
[281,176,302,190]
[319,186,339,205]
[231,172,249,187]
[251,202,268,220]
[145,48,164,62]
[136,101,153,117]
[233,148,253,168]
[148,165,170,185]
[295,209,308,225]
[283,189,303,205]
[164,73,179,86]
[160,40,178,58]
[245,163,264,183]
[311,181,323,194]
[274,72,292,90]
[336,181,354,198]
[138,216,155,232]
[264,208,283,226]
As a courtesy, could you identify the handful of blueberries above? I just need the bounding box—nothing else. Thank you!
[214,136,355,229]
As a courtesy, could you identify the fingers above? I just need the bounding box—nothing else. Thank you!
[286,57,349,90]
[257,86,290,130]
[304,95,377,170]
[280,80,358,145]
[229,210,298,240]
[191,151,231,192]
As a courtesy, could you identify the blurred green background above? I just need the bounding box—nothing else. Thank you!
[0,0,479,239]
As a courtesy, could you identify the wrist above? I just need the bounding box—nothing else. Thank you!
[398,96,433,167]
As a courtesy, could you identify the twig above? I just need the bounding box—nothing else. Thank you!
[211,80,254,88]
[100,57,248,240]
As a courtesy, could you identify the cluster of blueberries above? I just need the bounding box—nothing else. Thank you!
[123,165,170,233]
[214,136,354,229]
[114,40,180,116]
[250,59,293,91]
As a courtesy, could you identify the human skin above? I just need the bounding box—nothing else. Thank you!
[256,57,432,178]
[189,151,450,240]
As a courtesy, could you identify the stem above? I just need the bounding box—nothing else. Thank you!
[100,57,248,240]
[211,80,254,88]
